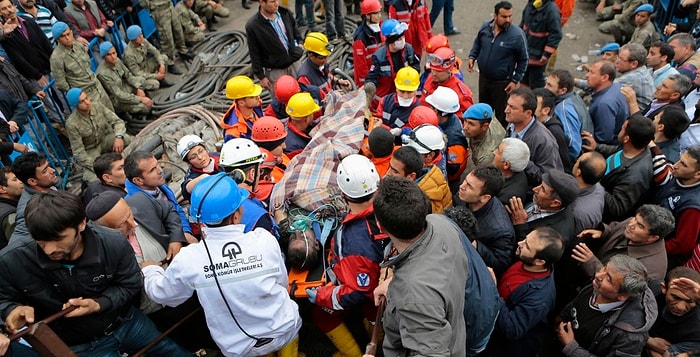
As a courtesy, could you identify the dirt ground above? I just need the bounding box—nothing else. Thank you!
[207,0,618,101]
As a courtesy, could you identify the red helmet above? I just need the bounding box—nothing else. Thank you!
[274,75,300,105]
[426,34,450,54]
[408,106,439,128]
[252,116,287,142]
[361,0,381,14]
[427,47,456,71]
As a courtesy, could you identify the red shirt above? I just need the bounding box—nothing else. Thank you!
[498,261,551,301]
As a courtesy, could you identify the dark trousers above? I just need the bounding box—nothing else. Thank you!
[478,74,509,128]
[522,65,546,89]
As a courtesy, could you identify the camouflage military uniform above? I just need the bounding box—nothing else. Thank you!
[66,102,130,182]
[175,1,205,44]
[193,0,229,22]
[629,19,661,49]
[140,0,188,64]
[50,41,115,112]
[598,0,646,44]
[123,40,167,80]
[96,58,157,115]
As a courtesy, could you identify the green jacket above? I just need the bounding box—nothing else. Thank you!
[123,41,166,80]
[50,42,99,92]
[96,58,145,106]
[66,102,126,169]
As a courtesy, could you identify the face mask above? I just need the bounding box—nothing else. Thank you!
[368,23,381,32]
[319,65,325,72]
[393,39,405,50]
[397,96,414,107]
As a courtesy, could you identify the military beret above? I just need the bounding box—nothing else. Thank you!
[598,42,620,55]
[634,4,654,14]
[463,103,494,121]
[66,88,83,110]
[51,22,69,41]
[126,25,142,41]
[99,41,114,58]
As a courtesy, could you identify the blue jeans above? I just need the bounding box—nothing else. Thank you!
[70,307,191,357]
[322,0,345,39]
[429,0,454,32]
[295,0,316,26]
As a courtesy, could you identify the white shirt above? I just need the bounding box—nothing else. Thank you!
[142,224,301,357]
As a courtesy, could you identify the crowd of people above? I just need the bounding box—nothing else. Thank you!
[0,0,700,355]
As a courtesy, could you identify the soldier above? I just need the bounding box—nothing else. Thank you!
[50,22,115,112]
[122,25,173,88]
[175,0,205,45]
[193,0,229,31]
[140,0,193,74]
[65,88,131,183]
[96,41,155,117]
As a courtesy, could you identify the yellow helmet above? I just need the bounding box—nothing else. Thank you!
[394,66,420,92]
[225,75,263,100]
[303,32,333,57]
[286,92,321,118]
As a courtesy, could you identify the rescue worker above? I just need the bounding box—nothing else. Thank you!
[404,124,450,193]
[141,173,302,357]
[256,147,277,203]
[177,134,222,200]
[419,34,464,92]
[219,138,279,237]
[306,154,389,357]
[122,25,172,88]
[375,66,421,130]
[422,46,473,117]
[297,32,351,105]
[50,21,114,112]
[284,92,321,159]
[220,75,264,142]
[365,19,420,109]
[264,75,300,121]
[65,88,130,183]
[140,0,194,73]
[251,116,290,183]
[352,0,383,86]
[425,86,469,186]
[175,0,206,45]
[96,41,156,117]
[388,0,432,57]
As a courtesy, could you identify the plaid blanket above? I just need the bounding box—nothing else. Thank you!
[269,89,368,216]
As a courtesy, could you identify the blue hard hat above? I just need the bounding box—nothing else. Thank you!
[126,25,142,41]
[381,19,408,37]
[598,42,620,55]
[99,41,114,58]
[189,173,249,225]
[634,3,654,14]
[66,88,83,110]
[463,103,494,120]
[51,22,69,41]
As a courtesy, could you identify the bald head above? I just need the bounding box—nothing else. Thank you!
[574,151,606,187]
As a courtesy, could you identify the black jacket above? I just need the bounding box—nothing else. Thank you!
[0,16,52,80]
[543,116,573,171]
[0,197,16,249]
[0,224,142,346]
[245,6,303,80]
[0,59,41,101]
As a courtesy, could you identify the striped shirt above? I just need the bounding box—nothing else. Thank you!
[18,5,57,43]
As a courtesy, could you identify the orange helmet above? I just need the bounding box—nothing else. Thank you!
[361,0,381,14]
[274,75,300,105]
[252,116,287,142]
[426,34,450,54]
[427,47,456,71]
[259,148,277,169]
[408,106,439,128]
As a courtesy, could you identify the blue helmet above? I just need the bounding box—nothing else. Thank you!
[381,19,408,37]
[189,173,248,225]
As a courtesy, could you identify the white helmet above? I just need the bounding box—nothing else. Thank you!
[336,154,380,199]
[177,135,205,160]
[220,138,264,168]
[425,86,459,114]
[406,124,445,154]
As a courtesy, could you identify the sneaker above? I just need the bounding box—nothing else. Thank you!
[445,27,461,36]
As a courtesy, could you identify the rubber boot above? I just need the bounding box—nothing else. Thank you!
[276,336,299,357]
[242,0,250,9]
[326,324,362,357]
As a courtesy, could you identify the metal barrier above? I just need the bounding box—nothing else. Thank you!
[3,79,73,188]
